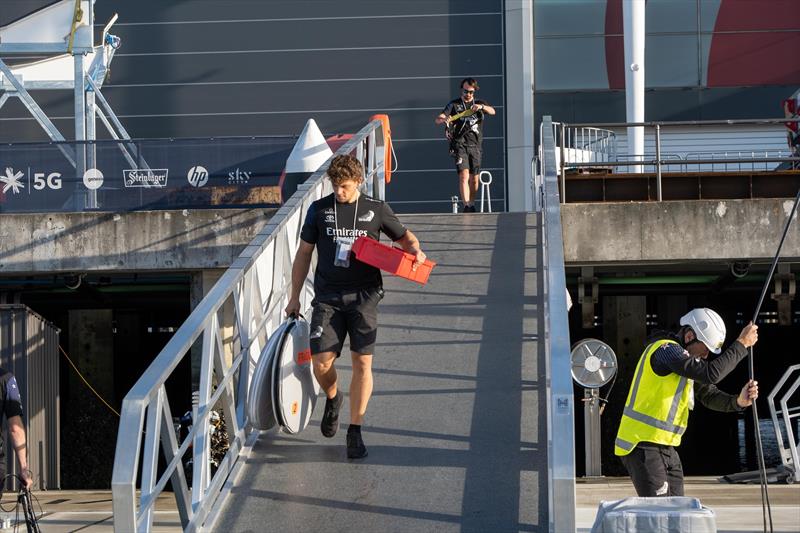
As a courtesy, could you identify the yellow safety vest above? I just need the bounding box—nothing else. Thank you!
[614,339,693,456]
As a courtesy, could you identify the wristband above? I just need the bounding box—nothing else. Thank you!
[14,443,26,452]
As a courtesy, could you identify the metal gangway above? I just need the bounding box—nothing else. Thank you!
[111,117,575,532]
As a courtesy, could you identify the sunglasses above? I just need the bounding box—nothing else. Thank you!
[685,338,708,351]
[462,89,475,94]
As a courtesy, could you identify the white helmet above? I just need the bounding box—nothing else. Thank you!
[680,308,726,354]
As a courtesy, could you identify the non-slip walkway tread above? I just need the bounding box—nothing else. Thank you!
[215,213,547,533]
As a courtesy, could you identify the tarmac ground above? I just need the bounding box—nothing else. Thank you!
[0,477,796,532]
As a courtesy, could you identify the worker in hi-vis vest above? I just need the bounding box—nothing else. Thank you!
[614,308,759,497]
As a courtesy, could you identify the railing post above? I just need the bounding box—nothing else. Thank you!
[367,128,376,198]
[559,124,567,203]
[655,124,662,201]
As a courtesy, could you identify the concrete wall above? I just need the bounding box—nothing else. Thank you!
[562,198,800,265]
[0,208,275,274]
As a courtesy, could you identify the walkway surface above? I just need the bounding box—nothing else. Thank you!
[576,477,800,533]
[214,212,548,532]
[5,479,797,532]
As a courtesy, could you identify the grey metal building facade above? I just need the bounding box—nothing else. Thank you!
[2,0,509,213]
[0,305,60,490]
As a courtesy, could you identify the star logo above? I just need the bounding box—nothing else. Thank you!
[1,168,25,194]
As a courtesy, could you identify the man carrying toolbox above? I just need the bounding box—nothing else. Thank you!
[285,154,426,459]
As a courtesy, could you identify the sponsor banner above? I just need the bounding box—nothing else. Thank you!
[0,136,295,212]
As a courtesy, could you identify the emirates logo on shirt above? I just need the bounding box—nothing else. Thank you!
[326,227,369,239]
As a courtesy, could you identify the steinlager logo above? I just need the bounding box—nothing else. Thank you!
[124,169,168,188]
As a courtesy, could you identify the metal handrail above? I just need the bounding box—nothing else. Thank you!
[567,157,800,168]
[684,150,794,172]
[111,119,388,533]
[555,118,800,202]
[540,116,576,532]
[768,364,800,483]
[566,118,800,128]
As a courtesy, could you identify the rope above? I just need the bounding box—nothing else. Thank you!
[58,345,120,418]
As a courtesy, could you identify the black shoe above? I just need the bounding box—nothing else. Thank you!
[346,430,368,459]
[321,394,343,438]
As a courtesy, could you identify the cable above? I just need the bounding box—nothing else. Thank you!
[390,137,399,173]
[745,186,800,532]
[58,345,121,418]
[0,474,42,532]
[598,371,617,416]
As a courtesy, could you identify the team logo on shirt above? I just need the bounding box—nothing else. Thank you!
[357,210,375,222]
[326,227,369,238]
[325,214,335,223]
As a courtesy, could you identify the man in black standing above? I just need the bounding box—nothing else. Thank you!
[0,369,32,491]
[285,154,426,459]
[435,78,496,213]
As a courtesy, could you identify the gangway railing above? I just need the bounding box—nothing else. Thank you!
[539,116,576,532]
[111,118,388,533]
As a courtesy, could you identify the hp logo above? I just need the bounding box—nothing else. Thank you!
[187,166,209,187]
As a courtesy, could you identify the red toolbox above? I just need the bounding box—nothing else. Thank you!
[352,237,436,285]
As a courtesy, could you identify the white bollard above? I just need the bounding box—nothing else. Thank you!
[479,171,493,213]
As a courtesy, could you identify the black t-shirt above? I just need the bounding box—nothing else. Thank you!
[0,369,23,463]
[300,193,407,293]
[442,97,488,146]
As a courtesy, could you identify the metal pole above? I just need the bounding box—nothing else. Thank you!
[559,125,566,203]
[86,85,98,209]
[623,0,645,173]
[367,129,376,198]
[655,124,662,201]
[584,388,602,477]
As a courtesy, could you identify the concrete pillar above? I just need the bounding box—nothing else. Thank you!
[601,295,647,475]
[603,295,647,363]
[656,295,688,332]
[68,309,114,399]
[190,269,234,389]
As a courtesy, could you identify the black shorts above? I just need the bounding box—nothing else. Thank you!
[452,143,481,173]
[310,286,384,356]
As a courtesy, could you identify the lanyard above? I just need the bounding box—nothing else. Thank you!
[333,194,359,238]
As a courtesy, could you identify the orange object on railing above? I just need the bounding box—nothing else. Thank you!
[370,114,393,183]
[353,237,435,285]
